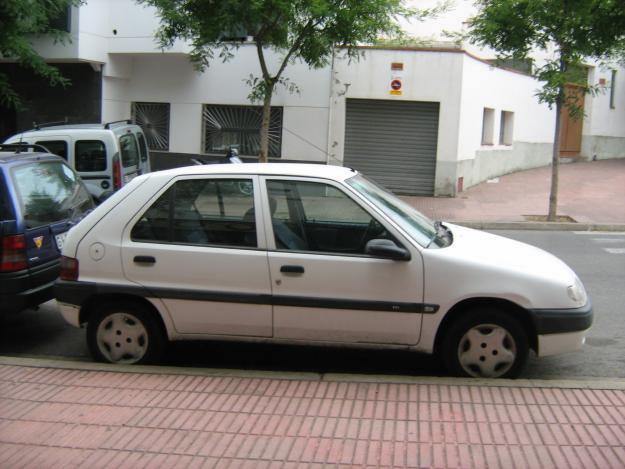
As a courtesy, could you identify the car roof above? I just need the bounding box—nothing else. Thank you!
[9,122,140,135]
[0,151,61,165]
[153,163,359,182]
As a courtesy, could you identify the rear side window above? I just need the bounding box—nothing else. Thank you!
[137,133,149,162]
[11,161,92,228]
[0,174,15,221]
[75,140,107,172]
[35,141,68,160]
[132,178,256,247]
[119,134,139,168]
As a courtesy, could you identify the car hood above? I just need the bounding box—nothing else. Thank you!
[422,224,586,309]
[444,224,574,278]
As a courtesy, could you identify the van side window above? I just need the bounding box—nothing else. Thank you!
[36,141,68,160]
[137,133,149,162]
[119,134,139,168]
[75,141,107,172]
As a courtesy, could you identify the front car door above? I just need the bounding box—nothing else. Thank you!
[261,176,424,345]
[122,175,272,337]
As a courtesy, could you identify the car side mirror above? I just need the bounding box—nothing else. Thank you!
[365,239,411,261]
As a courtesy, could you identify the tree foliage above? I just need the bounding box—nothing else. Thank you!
[0,0,80,109]
[467,0,625,220]
[141,0,431,161]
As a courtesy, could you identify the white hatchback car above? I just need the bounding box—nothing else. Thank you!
[55,163,592,378]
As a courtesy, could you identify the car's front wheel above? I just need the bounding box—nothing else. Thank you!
[87,301,166,364]
[442,308,529,378]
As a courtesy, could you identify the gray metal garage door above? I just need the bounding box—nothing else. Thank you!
[343,99,439,195]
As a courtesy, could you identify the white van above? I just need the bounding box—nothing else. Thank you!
[4,120,151,202]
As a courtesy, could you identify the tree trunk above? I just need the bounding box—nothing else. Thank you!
[258,88,273,163]
[547,56,567,222]
[547,95,563,221]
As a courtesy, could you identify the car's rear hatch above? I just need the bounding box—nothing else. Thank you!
[9,159,93,269]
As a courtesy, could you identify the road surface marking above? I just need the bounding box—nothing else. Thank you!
[604,248,625,254]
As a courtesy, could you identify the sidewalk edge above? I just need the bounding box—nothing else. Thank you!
[3,355,625,390]
[453,221,625,231]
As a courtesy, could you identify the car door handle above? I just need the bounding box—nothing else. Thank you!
[280,265,305,274]
[134,255,156,264]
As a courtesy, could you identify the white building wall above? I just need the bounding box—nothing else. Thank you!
[455,54,555,191]
[102,47,331,159]
[582,63,625,160]
[330,49,464,194]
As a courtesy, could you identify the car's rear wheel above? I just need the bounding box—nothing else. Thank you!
[87,301,165,364]
[443,308,529,378]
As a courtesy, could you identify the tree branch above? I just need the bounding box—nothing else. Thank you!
[272,18,317,81]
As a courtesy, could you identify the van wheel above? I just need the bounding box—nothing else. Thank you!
[442,308,529,378]
[87,301,165,364]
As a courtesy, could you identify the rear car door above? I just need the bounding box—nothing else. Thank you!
[118,133,141,185]
[121,175,273,337]
[134,130,151,174]
[262,177,424,345]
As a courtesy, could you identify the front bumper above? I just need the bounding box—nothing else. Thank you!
[529,300,593,335]
[530,301,593,357]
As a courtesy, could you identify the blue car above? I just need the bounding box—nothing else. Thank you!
[0,144,93,314]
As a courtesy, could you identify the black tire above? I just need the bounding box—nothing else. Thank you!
[442,307,529,379]
[86,300,166,365]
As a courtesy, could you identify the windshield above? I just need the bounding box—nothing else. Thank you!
[346,174,443,247]
[11,160,92,229]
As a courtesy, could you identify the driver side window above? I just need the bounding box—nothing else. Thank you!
[266,180,397,254]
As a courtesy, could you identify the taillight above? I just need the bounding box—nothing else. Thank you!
[60,256,79,281]
[113,154,122,190]
[0,235,27,272]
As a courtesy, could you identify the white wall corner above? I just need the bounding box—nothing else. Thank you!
[103,55,133,79]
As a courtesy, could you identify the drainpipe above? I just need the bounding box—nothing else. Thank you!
[325,46,336,165]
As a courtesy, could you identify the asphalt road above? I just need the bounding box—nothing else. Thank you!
[1,230,623,380]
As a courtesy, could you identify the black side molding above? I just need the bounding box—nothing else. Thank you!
[55,280,440,315]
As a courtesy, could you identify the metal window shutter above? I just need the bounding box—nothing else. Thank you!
[344,99,440,195]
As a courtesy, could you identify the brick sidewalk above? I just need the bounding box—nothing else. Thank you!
[2,364,625,468]
[401,159,625,225]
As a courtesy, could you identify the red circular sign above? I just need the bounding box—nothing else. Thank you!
[390,79,402,90]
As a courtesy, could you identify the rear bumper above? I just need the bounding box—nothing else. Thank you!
[0,260,59,313]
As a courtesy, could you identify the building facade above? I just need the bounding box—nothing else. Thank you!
[2,0,623,196]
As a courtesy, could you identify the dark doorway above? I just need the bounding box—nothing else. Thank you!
[0,63,102,141]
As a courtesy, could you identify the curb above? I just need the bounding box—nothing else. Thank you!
[3,355,625,391]
[453,221,625,231]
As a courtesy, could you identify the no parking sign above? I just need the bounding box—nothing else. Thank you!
[390,78,402,95]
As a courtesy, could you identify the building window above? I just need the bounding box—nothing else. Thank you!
[499,111,514,146]
[202,105,283,158]
[481,108,495,145]
[132,102,170,151]
[610,70,617,109]
[48,7,72,33]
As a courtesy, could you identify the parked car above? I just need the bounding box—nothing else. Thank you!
[4,120,151,203]
[54,163,592,378]
[0,144,93,315]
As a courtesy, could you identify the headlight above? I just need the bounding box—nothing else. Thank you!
[567,278,587,307]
